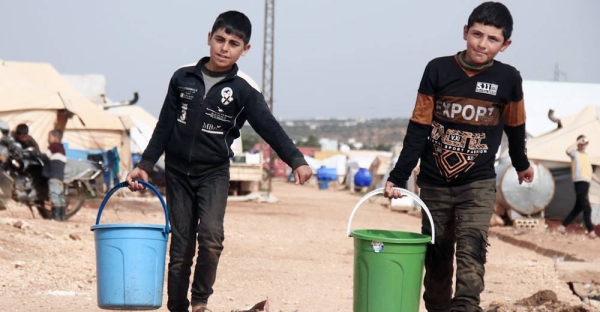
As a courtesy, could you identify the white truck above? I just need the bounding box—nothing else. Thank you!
[228,134,264,196]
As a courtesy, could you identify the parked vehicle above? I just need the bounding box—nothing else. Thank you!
[0,129,103,219]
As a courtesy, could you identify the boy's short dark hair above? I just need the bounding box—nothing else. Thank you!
[16,123,29,135]
[467,2,513,41]
[50,129,63,141]
[211,11,252,45]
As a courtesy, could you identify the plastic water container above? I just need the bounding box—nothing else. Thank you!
[354,168,373,187]
[91,181,170,310]
[318,181,329,190]
[316,166,337,181]
[347,188,435,312]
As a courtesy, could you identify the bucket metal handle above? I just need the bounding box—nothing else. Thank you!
[346,187,435,244]
[94,180,171,233]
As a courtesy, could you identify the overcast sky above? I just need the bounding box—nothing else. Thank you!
[1,0,599,120]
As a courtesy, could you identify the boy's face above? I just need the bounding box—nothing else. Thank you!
[48,134,58,144]
[205,28,251,72]
[16,133,28,143]
[463,22,511,65]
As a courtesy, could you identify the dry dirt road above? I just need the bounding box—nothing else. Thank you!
[0,180,598,311]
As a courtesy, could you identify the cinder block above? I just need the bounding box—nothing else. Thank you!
[513,218,543,229]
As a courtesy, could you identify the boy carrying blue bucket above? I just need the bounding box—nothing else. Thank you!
[126,11,312,312]
[384,2,534,311]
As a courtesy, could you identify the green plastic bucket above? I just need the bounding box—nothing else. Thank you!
[347,188,435,312]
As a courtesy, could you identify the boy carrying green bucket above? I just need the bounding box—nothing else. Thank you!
[385,2,534,311]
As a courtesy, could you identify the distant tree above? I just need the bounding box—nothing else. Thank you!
[241,132,261,152]
[300,134,321,147]
[375,143,392,151]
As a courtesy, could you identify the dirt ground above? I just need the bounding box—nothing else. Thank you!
[0,179,598,312]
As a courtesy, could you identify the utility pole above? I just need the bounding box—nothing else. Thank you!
[262,0,276,197]
[554,63,567,81]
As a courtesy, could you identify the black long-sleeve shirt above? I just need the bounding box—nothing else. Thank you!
[389,52,529,188]
[138,58,307,175]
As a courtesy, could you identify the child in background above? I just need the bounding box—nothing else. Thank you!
[46,129,66,221]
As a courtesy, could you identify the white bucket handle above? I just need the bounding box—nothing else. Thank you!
[346,187,435,244]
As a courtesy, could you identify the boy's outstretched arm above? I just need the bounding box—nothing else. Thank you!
[245,90,312,185]
[385,119,431,198]
[386,62,437,199]
[503,73,533,185]
[127,75,178,191]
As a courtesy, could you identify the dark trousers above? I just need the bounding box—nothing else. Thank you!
[418,179,496,312]
[165,164,230,312]
[562,181,594,232]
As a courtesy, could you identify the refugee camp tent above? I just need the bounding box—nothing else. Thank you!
[527,106,600,167]
[107,105,158,154]
[343,150,391,190]
[3,61,131,173]
[0,61,66,141]
[320,154,347,183]
[522,80,600,137]
[368,154,391,191]
[62,74,149,166]
[499,105,600,224]
[63,74,107,105]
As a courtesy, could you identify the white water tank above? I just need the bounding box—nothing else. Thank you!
[495,158,555,216]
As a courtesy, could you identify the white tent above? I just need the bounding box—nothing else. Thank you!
[302,155,322,173]
[501,105,600,223]
[320,154,348,178]
[523,80,600,137]
[63,74,107,105]
[0,61,66,141]
[107,105,158,154]
[526,106,600,167]
[1,61,131,173]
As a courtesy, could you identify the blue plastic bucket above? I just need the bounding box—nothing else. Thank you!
[91,181,171,310]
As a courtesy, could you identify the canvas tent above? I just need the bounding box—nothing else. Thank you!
[500,105,600,223]
[106,105,158,155]
[1,61,131,173]
[62,74,155,164]
[522,80,600,137]
[0,61,66,141]
[526,106,600,167]
[368,154,391,191]
[63,74,107,105]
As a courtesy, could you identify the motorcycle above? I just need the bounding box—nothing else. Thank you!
[0,135,103,220]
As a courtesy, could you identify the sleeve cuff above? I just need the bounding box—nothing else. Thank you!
[386,176,407,189]
[136,159,155,172]
[290,156,308,171]
[513,160,530,172]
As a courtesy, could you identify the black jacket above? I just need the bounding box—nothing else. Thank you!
[137,58,307,175]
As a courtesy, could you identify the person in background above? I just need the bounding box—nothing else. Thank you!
[44,129,66,221]
[13,123,46,206]
[558,135,599,239]
[13,123,40,151]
